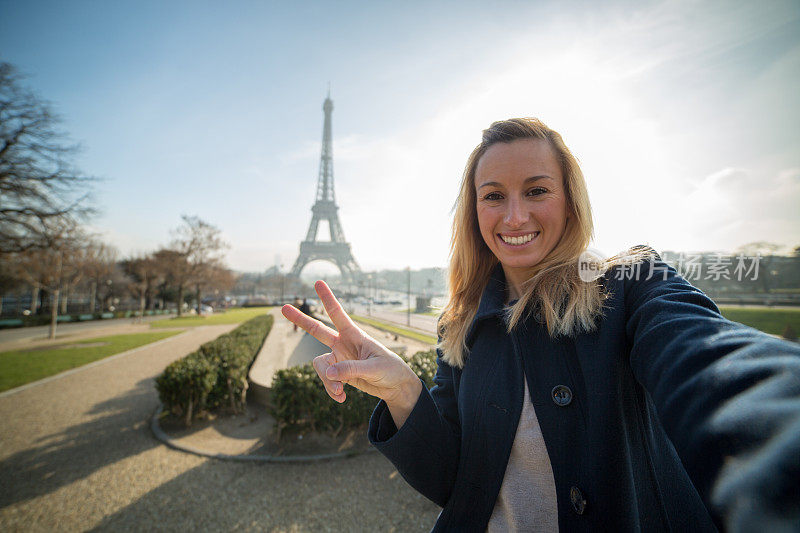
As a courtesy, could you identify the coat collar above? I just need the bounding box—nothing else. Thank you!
[474,263,509,322]
[465,264,509,346]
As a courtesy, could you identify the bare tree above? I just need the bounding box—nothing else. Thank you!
[193,263,235,312]
[58,245,90,314]
[121,254,156,321]
[10,220,88,338]
[83,242,118,313]
[170,215,229,316]
[0,262,22,315]
[0,62,95,255]
[152,248,191,315]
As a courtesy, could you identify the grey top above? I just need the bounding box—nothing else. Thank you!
[487,377,559,532]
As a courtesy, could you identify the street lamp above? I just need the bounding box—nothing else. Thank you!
[279,264,286,305]
[368,273,373,316]
[407,266,411,327]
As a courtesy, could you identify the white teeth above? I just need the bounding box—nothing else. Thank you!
[501,233,537,245]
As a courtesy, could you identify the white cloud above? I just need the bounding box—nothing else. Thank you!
[661,167,800,251]
[56,1,800,272]
[237,2,800,271]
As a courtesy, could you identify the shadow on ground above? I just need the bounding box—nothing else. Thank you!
[0,377,159,509]
[87,451,439,532]
[286,333,329,368]
[160,401,374,457]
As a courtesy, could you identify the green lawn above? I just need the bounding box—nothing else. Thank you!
[0,331,182,392]
[351,314,438,345]
[351,307,800,342]
[149,306,271,328]
[718,306,800,337]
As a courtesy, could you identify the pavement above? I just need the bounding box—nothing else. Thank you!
[0,311,440,531]
[248,308,433,406]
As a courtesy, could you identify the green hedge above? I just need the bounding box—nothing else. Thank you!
[269,349,437,436]
[156,314,273,426]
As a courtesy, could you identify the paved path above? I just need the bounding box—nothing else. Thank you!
[249,309,435,398]
[0,322,439,531]
[248,309,323,395]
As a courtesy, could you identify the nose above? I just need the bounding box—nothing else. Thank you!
[504,198,529,228]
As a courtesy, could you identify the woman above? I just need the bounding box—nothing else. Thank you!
[282,118,800,532]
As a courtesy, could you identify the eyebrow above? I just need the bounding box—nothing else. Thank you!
[477,175,554,190]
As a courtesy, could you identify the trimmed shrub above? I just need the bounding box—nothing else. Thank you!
[156,314,273,426]
[269,349,438,436]
[20,315,52,328]
[157,353,217,427]
[407,349,437,388]
[201,334,257,411]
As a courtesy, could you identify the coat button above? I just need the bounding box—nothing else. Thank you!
[570,486,587,515]
[551,385,572,406]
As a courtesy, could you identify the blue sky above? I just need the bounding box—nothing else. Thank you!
[1,0,799,274]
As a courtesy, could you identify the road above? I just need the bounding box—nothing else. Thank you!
[344,303,438,335]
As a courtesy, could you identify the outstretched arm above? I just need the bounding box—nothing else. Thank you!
[622,258,800,530]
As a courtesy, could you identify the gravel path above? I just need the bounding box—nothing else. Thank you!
[0,323,439,531]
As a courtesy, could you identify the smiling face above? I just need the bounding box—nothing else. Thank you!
[474,138,569,295]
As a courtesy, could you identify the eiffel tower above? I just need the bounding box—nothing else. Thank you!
[290,94,361,282]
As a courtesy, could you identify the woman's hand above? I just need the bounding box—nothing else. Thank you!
[281,280,422,427]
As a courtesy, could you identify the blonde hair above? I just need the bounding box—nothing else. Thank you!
[439,118,641,368]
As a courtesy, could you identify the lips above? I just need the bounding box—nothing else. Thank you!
[499,231,539,246]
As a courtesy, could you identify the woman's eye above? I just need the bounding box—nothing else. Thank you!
[483,192,503,201]
[527,187,547,196]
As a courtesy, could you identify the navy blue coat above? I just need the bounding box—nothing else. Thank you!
[368,258,800,531]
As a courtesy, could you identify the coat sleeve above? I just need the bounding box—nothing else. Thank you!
[621,255,800,531]
[368,348,462,507]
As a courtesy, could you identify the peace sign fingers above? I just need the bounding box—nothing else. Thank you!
[314,280,356,333]
[281,304,338,347]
